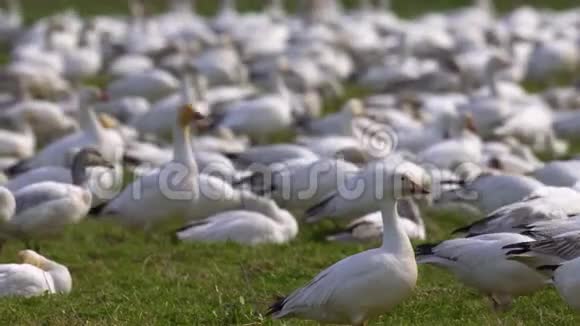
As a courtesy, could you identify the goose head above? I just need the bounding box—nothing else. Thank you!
[78,87,108,105]
[18,250,72,294]
[71,148,114,186]
[0,187,15,223]
[390,161,431,199]
[178,103,206,129]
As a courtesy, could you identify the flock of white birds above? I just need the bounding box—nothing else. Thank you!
[0,0,579,324]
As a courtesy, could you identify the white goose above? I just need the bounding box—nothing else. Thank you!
[532,160,580,187]
[437,172,544,215]
[0,111,35,161]
[106,69,179,102]
[0,187,15,223]
[452,187,580,237]
[174,192,298,245]
[100,104,203,229]
[0,250,71,297]
[416,233,548,311]
[326,198,426,242]
[239,158,358,213]
[514,216,580,239]
[1,148,112,246]
[6,88,123,174]
[267,162,431,325]
[305,156,429,223]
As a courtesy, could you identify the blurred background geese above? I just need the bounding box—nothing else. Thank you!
[0,250,71,297]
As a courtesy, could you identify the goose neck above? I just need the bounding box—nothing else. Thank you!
[380,199,413,256]
[173,123,197,175]
[71,154,90,186]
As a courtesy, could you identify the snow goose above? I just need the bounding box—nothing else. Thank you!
[532,259,580,311]
[436,172,544,215]
[0,110,35,161]
[107,69,179,102]
[514,216,580,239]
[238,158,358,213]
[416,233,548,311]
[0,0,21,42]
[226,144,318,170]
[532,160,580,187]
[1,148,113,246]
[214,63,294,143]
[5,88,123,174]
[267,162,431,325]
[417,130,482,170]
[174,192,298,245]
[0,187,15,223]
[305,156,427,223]
[504,231,580,265]
[453,187,580,237]
[326,198,426,242]
[298,98,366,136]
[99,104,204,229]
[0,250,71,297]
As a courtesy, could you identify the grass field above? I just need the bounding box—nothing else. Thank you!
[2,1,580,325]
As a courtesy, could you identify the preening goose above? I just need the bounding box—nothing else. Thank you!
[174,192,298,245]
[416,233,548,311]
[1,148,113,247]
[0,250,71,297]
[268,161,431,325]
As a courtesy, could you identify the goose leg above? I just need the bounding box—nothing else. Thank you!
[489,293,513,312]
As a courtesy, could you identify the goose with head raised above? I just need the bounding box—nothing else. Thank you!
[268,161,431,325]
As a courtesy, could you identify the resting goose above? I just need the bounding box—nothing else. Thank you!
[268,162,431,325]
[1,148,113,247]
[453,187,580,237]
[174,192,298,245]
[0,250,71,297]
[107,69,179,102]
[416,233,548,311]
[326,198,426,242]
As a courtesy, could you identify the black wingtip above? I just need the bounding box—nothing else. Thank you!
[415,242,441,256]
[4,159,30,176]
[88,202,108,217]
[451,224,472,235]
[502,242,531,256]
[537,264,561,272]
[304,194,335,220]
[266,296,286,316]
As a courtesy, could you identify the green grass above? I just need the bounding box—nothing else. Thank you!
[1,0,580,325]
